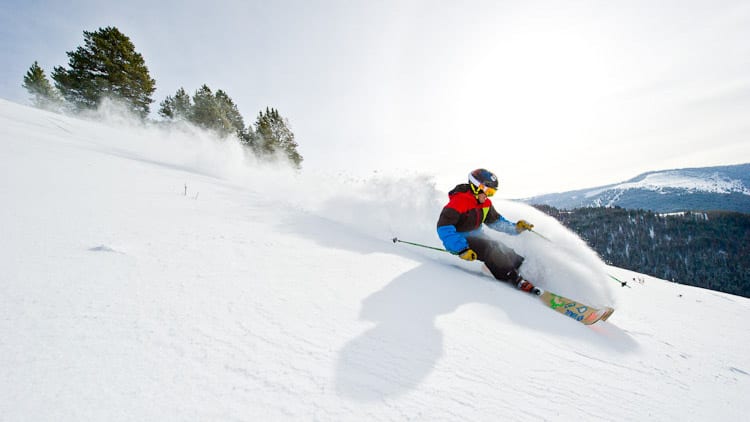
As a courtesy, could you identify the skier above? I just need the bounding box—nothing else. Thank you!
[436,168,541,294]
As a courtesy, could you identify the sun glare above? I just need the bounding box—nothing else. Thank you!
[455,20,617,149]
[432,13,634,195]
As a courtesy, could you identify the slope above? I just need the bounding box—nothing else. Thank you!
[1,99,749,421]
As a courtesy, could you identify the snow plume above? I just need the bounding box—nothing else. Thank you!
[285,170,616,308]
[84,98,257,181]
[7,96,254,185]
[479,199,616,308]
[301,172,444,244]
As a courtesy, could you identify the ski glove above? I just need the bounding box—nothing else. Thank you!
[458,248,477,261]
[515,220,534,233]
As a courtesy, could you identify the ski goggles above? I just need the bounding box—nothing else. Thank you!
[481,185,497,197]
[472,183,497,197]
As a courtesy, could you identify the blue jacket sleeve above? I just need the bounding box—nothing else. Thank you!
[485,214,518,235]
[437,224,469,254]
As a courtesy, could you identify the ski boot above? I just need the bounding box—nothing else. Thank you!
[516,279,543,296]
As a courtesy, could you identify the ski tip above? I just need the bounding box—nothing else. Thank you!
[584,307,615,325]
[600,307,615,321]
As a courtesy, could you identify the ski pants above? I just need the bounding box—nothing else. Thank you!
[466,235,524,282]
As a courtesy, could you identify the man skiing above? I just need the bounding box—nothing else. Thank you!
[436,168,541,295]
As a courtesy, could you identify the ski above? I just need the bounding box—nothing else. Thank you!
[391,238,617,325]
[536,290,614,325]
[483,264,615,325]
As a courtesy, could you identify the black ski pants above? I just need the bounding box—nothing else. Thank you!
[466,235,524,282]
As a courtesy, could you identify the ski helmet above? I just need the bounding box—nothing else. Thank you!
[468,168,499,196]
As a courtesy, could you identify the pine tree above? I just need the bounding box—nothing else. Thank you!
[253,107,277,156]
[51,26,156,117]
[22,61,62,110]
[161,85,250,141]
[190,85,225,132]
[253,107,303,168]
[214,90,245,136]
[159,88,192,120]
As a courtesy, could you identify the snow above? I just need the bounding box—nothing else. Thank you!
[585,171,750,198]
[630,171,749,194]
[2,98,749,421]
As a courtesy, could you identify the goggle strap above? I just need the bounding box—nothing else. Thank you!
[468,173,483,188]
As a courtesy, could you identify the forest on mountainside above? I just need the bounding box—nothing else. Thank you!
[535,205,750,298]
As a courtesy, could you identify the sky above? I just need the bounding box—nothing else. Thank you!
[2,98,749,420]
[2,0,750,197]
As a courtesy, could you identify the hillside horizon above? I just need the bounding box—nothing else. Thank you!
[523,163,750,213]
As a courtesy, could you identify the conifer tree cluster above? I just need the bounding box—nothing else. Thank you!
[22,26,303,168]
[159,88,302,168]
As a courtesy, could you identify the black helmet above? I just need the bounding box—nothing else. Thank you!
[468,168,499,196]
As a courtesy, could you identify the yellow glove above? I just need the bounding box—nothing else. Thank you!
[515,220,534,233]
[458,248,477,261]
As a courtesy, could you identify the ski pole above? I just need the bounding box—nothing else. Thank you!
[528,228,551,241]
[392,237,450,253]
[608,274,630,287]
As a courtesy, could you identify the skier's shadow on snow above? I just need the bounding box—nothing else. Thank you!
[334,264,462,401]
[334,262,638,401]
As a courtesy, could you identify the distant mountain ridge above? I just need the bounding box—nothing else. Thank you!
[523,163,750,213]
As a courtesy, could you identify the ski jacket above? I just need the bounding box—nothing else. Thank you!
[436,184,517,253]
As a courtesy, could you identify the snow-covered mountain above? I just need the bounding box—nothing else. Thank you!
[2,98,749,421]
[523,164,750,213]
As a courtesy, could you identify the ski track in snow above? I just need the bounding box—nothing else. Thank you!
[1,99,749,421]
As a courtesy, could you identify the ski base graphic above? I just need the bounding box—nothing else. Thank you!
[538,291,614,325]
